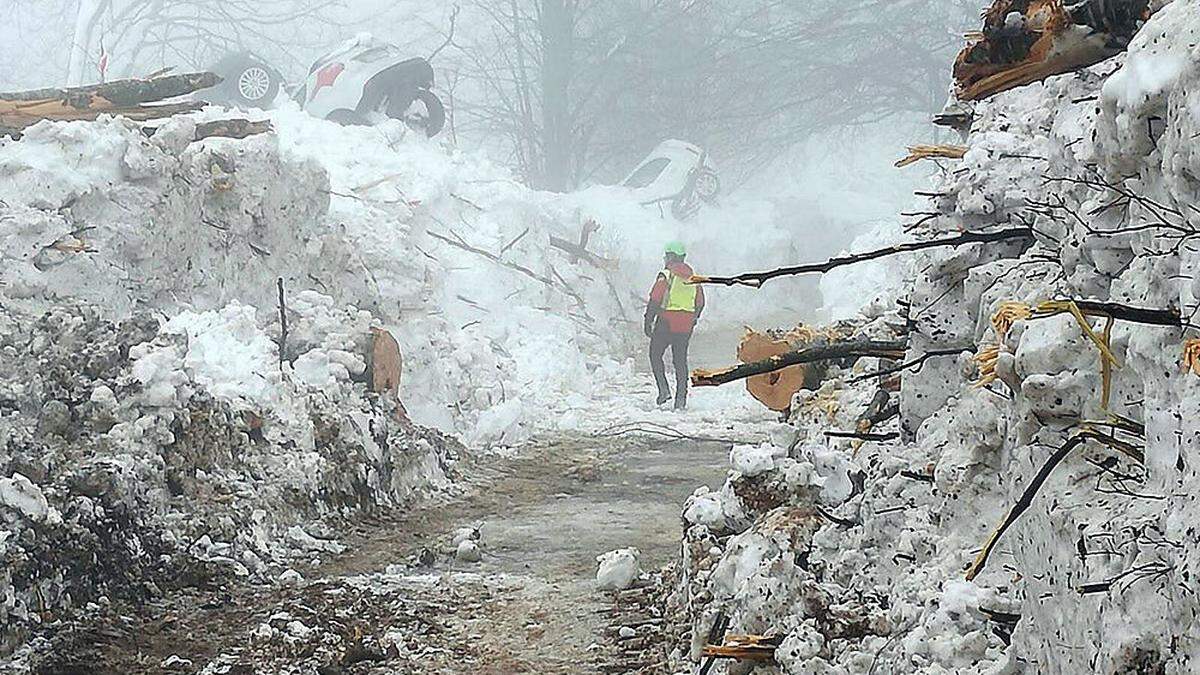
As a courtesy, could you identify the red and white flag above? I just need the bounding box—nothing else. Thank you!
[97,39,109,82]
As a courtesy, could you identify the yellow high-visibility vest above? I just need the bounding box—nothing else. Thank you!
[661,269,698,312]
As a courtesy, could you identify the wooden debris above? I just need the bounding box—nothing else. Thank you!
[692,339,909,388]
[737,329,810,412]
[986,299,1181,407]
[846,388,899,452]
[1183,339,1200,376]
[894,144,967,168]
[276,278,289,367]
[370,331,403,394]
[192,118,272,141]
[0,72,220,137]
[701,633,782,662]
[973,343,1003,388]
[953,0,1153,101]
[691,228,1033,289]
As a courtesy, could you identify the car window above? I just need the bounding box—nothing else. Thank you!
[354,47,392,63]
[623,158,670,189]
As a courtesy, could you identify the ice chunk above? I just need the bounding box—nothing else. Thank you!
[595,547,640,591]
[0,473,57,524]
[730,444,776,477]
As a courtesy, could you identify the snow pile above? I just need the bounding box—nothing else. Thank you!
[663,4,1200,673]
[0,108,654,446]
[0,304,461,654]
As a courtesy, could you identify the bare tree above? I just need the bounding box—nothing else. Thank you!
[455,0,978,191]
[64,0,357,85]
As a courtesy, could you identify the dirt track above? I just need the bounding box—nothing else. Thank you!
[29,434,728,675]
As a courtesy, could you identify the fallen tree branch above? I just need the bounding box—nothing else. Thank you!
[591,421,757,445]
[549,235,615,270]
[692,339,909,388]
[428,229,559,289]
[276,278,289,367]
[848,345,974,383]
[825,431,900,442]
[0,72,219,107]
[966,426,1145,581]
[692,228,1033,289]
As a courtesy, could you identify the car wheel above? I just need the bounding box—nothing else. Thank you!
[386,89,446,138]
[206,53,282,108]
[693,169,720,203]
[413,89,446,138]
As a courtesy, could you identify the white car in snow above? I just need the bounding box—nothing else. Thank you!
[199,35,446,137]
[621,140,720,220]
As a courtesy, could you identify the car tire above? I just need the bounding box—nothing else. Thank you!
[413,89,446,138]
[207,53,282,109]
[693,168,720,203]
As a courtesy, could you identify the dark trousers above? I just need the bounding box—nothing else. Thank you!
[650,323,691,402]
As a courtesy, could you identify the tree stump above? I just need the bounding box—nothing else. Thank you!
[370,328,408,421]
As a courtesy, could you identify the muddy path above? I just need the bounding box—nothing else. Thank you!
[31,434,728,675]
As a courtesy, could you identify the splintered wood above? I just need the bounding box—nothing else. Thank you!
[895,144,967,168]
[738,330,808,412]
[0,72,263,139]
[701,634,782,662]
[953,0,1153,101]
[371,327,409,421]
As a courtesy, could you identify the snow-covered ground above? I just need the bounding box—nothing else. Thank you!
[0,80,796,660]
[659,2,1200,673]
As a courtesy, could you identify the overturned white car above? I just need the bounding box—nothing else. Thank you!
[199,35,446,138]
[621,140,720,220]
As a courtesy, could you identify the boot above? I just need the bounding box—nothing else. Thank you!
[674,393,687,410]
[656,390,672,406]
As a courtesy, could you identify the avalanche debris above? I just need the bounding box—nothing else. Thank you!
[663,1,1200,673]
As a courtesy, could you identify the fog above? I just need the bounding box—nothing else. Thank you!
[0,1,974,325]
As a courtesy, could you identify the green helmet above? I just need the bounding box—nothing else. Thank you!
[664,241,687,257]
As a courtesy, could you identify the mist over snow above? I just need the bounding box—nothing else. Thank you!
[22,1,1197,674]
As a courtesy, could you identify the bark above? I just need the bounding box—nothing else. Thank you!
[0,73,220,108]
[692,228,1034,289]
[1072,300,1181,327]
[692,340,909,388]
[191,119,272,141]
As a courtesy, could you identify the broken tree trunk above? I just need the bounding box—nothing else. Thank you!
[140,118,273,142]
[736,328,844,411]
[370,327,409,422]
[0,72,219,136]
[0,72,219,108]
[192,119,272,141]
[954,0,1153,101]
[693,339,909,388]
[692,228,1034,289]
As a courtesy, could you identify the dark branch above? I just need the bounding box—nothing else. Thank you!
[692,339,909,388]
[848,345,973,383]
[692,227,1034,289]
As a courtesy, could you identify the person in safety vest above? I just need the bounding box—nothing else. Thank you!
[644,241,705,410]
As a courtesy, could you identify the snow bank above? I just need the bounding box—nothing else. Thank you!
[0,305,460,654]
[664,5,1200,674]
